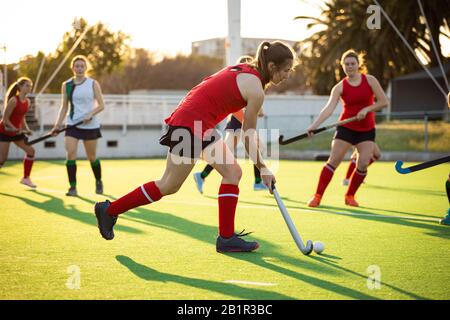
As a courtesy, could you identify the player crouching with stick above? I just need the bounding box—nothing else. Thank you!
[94,41,296,253]
[306,50,388,207]
[0,77,37,188]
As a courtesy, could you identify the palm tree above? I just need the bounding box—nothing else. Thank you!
[296,0,450,94]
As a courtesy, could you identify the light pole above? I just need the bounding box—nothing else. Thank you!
[226,0,242,66]
[1,45,6,99]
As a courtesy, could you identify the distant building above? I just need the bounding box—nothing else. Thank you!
[191,37,297,64]
[391,63,450,118]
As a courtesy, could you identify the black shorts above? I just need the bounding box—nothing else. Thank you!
[334,126,375,145]
[0,132,26,142]
[224,116,242,132]
[65,127,102,140]
[159,125,221,159]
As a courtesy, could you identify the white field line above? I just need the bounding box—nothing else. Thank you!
[21,187,441,223]
[223,280,277,287]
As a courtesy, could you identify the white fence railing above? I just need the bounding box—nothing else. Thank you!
[9,93,446,159]
[33,93,339,135]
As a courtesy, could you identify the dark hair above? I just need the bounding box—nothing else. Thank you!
[252,41,296,87]
[340,49,367,74]
[5,77,32,106]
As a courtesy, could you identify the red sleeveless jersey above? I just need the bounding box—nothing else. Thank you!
[0,96,29,136]
[339,74,375,131]
[164,64,263,138]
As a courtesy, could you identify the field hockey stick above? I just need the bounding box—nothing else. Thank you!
[271,182,313,255]
[395,155,450,174]
[25,120,84,145]
[278,116,358,145]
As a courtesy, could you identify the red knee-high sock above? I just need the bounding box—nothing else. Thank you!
[218,184,239,238]
[23,155,34,178]
[315,163,335,196]
[346,169,367,196]
[345,158,356,180]
[107,181,163,216]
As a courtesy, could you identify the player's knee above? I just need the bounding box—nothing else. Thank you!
[27,147,35,158]
[327,159,341,169]
[231,165,242,184]
[223,164,242,185]
[357,159,370,171]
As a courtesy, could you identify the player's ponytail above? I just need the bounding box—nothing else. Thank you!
[254,41,271,86]
[253,41,296,88]
[5,77,32,107]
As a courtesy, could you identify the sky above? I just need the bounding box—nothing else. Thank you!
[0,0,322,64]
[0,0,448,64]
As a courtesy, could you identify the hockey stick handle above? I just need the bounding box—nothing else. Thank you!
[26,121,84,145]
[278,116,358,145]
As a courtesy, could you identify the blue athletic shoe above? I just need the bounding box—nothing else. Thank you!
[253,182,268,191]
[439,209,450,226]
[193,172,204,194]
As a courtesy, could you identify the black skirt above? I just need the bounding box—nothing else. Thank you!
[334,126,376,145]
[159,125,221,159]
[65,127,102,140]
[0,132,26,142]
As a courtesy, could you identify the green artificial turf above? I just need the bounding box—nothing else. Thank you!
[0,159,448,299]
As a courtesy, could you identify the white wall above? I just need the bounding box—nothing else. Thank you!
[7,94,341,159]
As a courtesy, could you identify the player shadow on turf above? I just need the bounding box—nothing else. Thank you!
[248,195,448,237]
[115,206,396,299]
[119,205,335,274]
[277,195,440,220]
[207,194,449,239]
[308,255,429,300]
[0,170,12,176]
[365,184,446,197]
[288,200,450,240]
[38,160,68,167]
[116,255,295,300]
[0,190,142,235]
[224,252,381,300]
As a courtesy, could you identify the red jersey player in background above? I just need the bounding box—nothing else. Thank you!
[0,77,37,188]
[306,49,389,207]
[94,41,296,253]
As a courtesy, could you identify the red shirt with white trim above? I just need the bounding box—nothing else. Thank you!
[164,64,263,138]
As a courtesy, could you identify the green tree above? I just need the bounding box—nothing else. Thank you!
[99,50,223,93]
[18,18,130,94]
[296,0,450,94]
